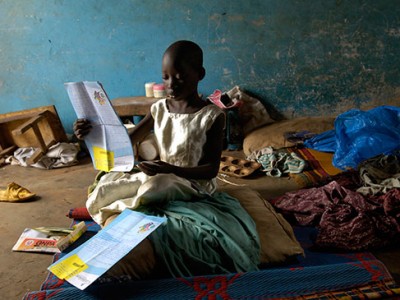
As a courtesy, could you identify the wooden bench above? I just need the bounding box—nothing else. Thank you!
[111,96,158,117]
[0,105,67,164]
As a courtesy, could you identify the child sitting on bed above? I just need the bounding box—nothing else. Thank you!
[74,40,260,279]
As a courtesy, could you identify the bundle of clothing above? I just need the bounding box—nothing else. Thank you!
[247,146,306,177]
[5,142,79,169]
[272,152,400,251]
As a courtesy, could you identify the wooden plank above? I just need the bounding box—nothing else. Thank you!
[111,96,158,117]
[0,145,17,158]
[12,114,44,135]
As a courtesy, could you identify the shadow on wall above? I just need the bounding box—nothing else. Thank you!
[245,90,286,122]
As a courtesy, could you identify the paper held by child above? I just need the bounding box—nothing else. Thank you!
[65,81,135,172]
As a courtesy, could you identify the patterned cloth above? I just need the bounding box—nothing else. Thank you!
[357,152,400,196]
[247,146,306,177]
[286,147,342,187]
[272,180,400,251]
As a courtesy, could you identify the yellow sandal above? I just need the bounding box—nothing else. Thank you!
[0,182,36,202]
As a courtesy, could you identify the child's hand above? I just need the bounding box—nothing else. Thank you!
[137,160,175,176]
[73,118,92,140]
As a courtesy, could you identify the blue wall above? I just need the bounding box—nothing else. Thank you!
[1,0,399,133]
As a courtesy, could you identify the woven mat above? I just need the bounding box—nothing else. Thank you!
[23,222,400,299]
[286,147,342,187]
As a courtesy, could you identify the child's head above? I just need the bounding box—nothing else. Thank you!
[162,40,205,100]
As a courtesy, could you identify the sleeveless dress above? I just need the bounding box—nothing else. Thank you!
[86,99,223,225]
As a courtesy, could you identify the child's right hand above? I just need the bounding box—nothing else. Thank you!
[137,160,176,176]
[73,118,92,140]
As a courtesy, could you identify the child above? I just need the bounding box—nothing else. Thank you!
[74,40,260,279]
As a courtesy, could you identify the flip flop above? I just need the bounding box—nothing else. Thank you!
[0,182,36,202]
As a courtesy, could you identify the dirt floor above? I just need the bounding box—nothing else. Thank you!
[0,156,97,299]
[0,154,399,299]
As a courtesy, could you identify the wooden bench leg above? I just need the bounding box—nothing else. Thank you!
[12,111,57,165]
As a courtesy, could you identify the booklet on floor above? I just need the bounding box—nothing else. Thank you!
[12,222,87,253]
[65,81,134,172]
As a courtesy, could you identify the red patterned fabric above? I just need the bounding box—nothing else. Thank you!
[273,181,400,251]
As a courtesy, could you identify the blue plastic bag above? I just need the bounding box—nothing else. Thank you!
[303,130,336,153]
[333,105,400,170]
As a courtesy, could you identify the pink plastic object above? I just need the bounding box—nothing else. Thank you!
[207,89,242,109]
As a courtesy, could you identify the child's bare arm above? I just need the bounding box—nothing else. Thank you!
[73,112,154,147]
[128,112,154,145]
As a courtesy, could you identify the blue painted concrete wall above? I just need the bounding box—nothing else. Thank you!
[1,0,399,133]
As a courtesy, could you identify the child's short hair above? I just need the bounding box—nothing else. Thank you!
[164,40,203,71]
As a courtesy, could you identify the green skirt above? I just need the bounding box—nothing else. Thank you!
[140,191,260,277]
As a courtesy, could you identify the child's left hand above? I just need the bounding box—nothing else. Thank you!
[137,160,176,176]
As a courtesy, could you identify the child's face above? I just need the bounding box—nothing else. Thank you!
[162,53,201,101]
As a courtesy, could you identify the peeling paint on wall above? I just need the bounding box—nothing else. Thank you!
[0,0,399,132]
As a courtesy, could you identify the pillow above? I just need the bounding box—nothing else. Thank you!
[243,116,335,156]
[219,186,304,265]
